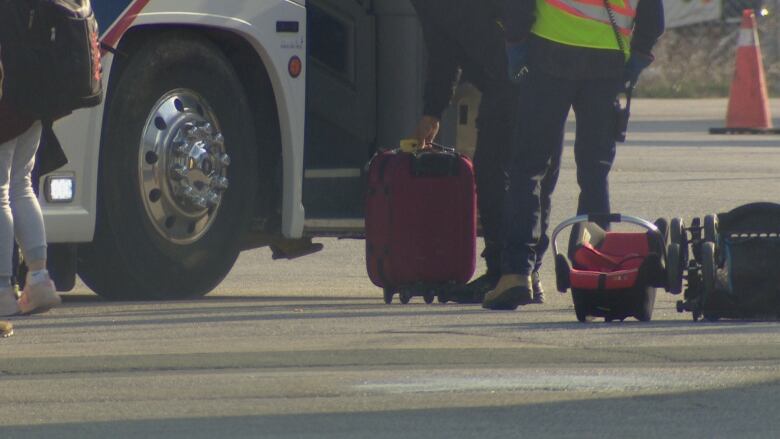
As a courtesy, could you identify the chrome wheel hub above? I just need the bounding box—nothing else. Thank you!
[139,90,230,244]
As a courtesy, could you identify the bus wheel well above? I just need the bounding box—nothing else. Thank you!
[107,25,283,231]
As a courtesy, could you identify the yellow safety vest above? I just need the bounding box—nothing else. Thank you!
[531,0,639,57]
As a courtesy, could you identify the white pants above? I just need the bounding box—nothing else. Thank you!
[0,122,47,278]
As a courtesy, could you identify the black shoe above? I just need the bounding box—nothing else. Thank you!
[532,272,545,304]
[443,273,499,304]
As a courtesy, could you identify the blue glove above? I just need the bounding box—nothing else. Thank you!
[506,42,529,84]
[623,52,653,89]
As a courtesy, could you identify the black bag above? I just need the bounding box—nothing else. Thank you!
[0,0,102,120]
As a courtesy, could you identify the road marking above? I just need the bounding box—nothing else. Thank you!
[354,368,773,394]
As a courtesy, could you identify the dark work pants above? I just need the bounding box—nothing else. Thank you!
[500,69,622,276]
[473,81,520,277]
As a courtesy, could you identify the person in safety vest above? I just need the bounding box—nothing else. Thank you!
[482,0,664,310]
[409,0,545,304]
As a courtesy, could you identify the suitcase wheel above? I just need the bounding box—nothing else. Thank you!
[383,288,394,304]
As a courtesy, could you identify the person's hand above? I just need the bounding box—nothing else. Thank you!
[413,115,440,148]
[623,52,653,90]
[506,41,529,84]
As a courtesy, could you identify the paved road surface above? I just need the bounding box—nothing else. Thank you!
[1,99,779,438]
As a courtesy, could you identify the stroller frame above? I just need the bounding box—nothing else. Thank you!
[672,203,780,321]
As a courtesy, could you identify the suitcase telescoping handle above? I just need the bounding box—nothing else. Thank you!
[428,142,457,154]
[399,139,457,155]
[550,214,663,258]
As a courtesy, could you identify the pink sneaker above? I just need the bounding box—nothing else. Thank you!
[18,274,61,315]
[0,288,19,316]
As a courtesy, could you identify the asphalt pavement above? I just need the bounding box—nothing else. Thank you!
[1,99,780,438]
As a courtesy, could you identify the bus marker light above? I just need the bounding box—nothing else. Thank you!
[45,176,75,203]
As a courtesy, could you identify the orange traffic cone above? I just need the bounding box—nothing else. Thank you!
[710,9,780,134]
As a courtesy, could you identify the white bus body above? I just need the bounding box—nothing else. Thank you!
[42,0,474,299]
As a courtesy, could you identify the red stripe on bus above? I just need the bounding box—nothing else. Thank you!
[101,0,151,52]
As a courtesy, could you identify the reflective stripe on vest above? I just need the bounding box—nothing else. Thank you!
[531,0,639,55]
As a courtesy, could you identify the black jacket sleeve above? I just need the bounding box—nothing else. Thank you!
[502,0,536,43]
[420,24,462,118]
[410,0,461,118]
[631,0,665,56]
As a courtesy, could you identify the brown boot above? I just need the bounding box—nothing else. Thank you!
[0,321,13,338]
[482,274,533,310]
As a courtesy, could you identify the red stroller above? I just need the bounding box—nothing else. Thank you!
[552,214,670,322]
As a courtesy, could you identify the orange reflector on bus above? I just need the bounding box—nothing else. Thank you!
[289,56,302,78]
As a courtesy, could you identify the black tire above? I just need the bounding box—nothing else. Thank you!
[704,313,721,322]
[701,242,717,304]
[78,34,259,300]
[399,290,412,305]
[634,287,656,322]
[669,218,686,247]
[383,288,394,304]
[424,292,435,304]
[666,243,684,294]
[48,244,78,292]
[654,218,668,244]
[572,290,590,323]
[575,305,589,323]
[703,215,718,244]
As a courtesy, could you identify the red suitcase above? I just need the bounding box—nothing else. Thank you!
[365,145,476,304]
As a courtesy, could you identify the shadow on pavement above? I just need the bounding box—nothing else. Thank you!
[60,294,374,303]
[13,293,780,333]
[2,379,779,439]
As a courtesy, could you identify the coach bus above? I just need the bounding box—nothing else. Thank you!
[42,0,476,300]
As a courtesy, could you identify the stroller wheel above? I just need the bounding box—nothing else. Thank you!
[383,288,394,304]
[572,290,591,323]
[634,287,656,322]
[705,313,721,322]
[670,218,686,247]
[575,307,590,323]
[701,242,717,302]
[666,243,684,294]
[703,215,718,244]
[654,218,669,243]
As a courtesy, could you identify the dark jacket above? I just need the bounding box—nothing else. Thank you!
[0,102,33,145]
[0,22,33,144]
[504,0,665,79]
[410,0,510,118]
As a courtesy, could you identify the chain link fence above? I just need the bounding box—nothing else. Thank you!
[639,0,780,97]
